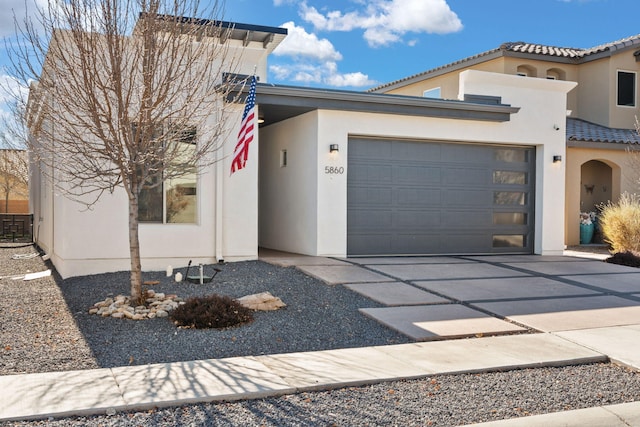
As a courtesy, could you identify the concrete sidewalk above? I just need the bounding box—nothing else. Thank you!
[0,334,609,422]
[3,250,640,425]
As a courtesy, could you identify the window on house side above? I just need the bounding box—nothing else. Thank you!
[423,87,441,99]
[617,71,636,107]
[138,127,198,224]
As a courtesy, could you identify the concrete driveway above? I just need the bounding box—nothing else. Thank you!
[260,249,640,368]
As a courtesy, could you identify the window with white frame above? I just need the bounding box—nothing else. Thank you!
[617,70,636,107]
[423,87,441,99]
[138,127,198,224]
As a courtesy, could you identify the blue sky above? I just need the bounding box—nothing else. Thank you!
[221,0,640,89]
[1,0,639,115]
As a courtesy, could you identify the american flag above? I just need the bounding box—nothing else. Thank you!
[230,76,257,175]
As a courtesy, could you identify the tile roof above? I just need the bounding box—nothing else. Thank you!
[502,33,640,59]
[369,34,640,92]
[567,118,640,144]
[501,42,584,58]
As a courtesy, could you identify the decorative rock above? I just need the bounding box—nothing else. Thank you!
[89,290,184,320]
[237,291,286,311]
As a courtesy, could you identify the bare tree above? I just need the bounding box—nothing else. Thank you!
[6,0,242,303]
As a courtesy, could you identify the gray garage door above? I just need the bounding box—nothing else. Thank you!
[347,138,535,255]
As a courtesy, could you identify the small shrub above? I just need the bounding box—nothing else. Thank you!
[599,192,640,254]
[170,294,253,329]
[605,251,640,268]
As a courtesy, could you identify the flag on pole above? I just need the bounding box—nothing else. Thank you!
[231,76,257,175]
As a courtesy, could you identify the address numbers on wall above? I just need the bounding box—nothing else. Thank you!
[324,166,345,174]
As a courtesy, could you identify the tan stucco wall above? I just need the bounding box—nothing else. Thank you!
[577,58,611,127]
[565,145,640,245]
[501,58,579,117]
[382,57,506,99]
[607,51,640,129]
[381,57,580,118]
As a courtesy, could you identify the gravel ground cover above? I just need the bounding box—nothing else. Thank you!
[0,245,408,373]
[2,244,640,426]
[0,244,98,374]
[3,363,640,426]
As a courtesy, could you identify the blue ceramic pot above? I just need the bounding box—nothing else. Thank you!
[580,223,594,244]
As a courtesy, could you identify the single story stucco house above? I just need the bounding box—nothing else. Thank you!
[29,18,577,278]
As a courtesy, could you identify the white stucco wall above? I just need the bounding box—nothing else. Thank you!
[259,111,319,254]
[29,20,286,278]
[259,70,576,257]
[460,70,576,254]
[45,94,264,278]
[221,103,260,261]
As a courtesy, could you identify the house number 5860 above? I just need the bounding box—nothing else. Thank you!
[325,166,344,174]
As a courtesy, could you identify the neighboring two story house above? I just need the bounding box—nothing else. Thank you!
[370,35,640,246]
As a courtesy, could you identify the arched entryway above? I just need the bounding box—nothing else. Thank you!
[580,160,612,243]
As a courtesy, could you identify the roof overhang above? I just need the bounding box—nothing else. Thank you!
[245,84,519,126]
[136,14,287,50]
[567,141,639,151]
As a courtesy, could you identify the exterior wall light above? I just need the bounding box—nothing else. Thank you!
[330,144,339,153]
[553,155,562,163]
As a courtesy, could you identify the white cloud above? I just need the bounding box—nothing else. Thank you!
[270,22,376,88]
[273,21,342,61]
[269,64,293,81]
[269,59,376,88]
[1,0,47,38]
[326,70,375,87]
[0,74,28,106]
[299,0,462,47]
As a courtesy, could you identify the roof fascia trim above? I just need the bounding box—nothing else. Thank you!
[567,140,638,150]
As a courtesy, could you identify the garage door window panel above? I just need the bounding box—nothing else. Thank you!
[493,213,527,225]
[493,171,527,185]
[495,148,529,163]
[493,235,526,248]
[494,191,527,205]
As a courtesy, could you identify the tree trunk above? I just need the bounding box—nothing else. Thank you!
[128,193,143,304]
